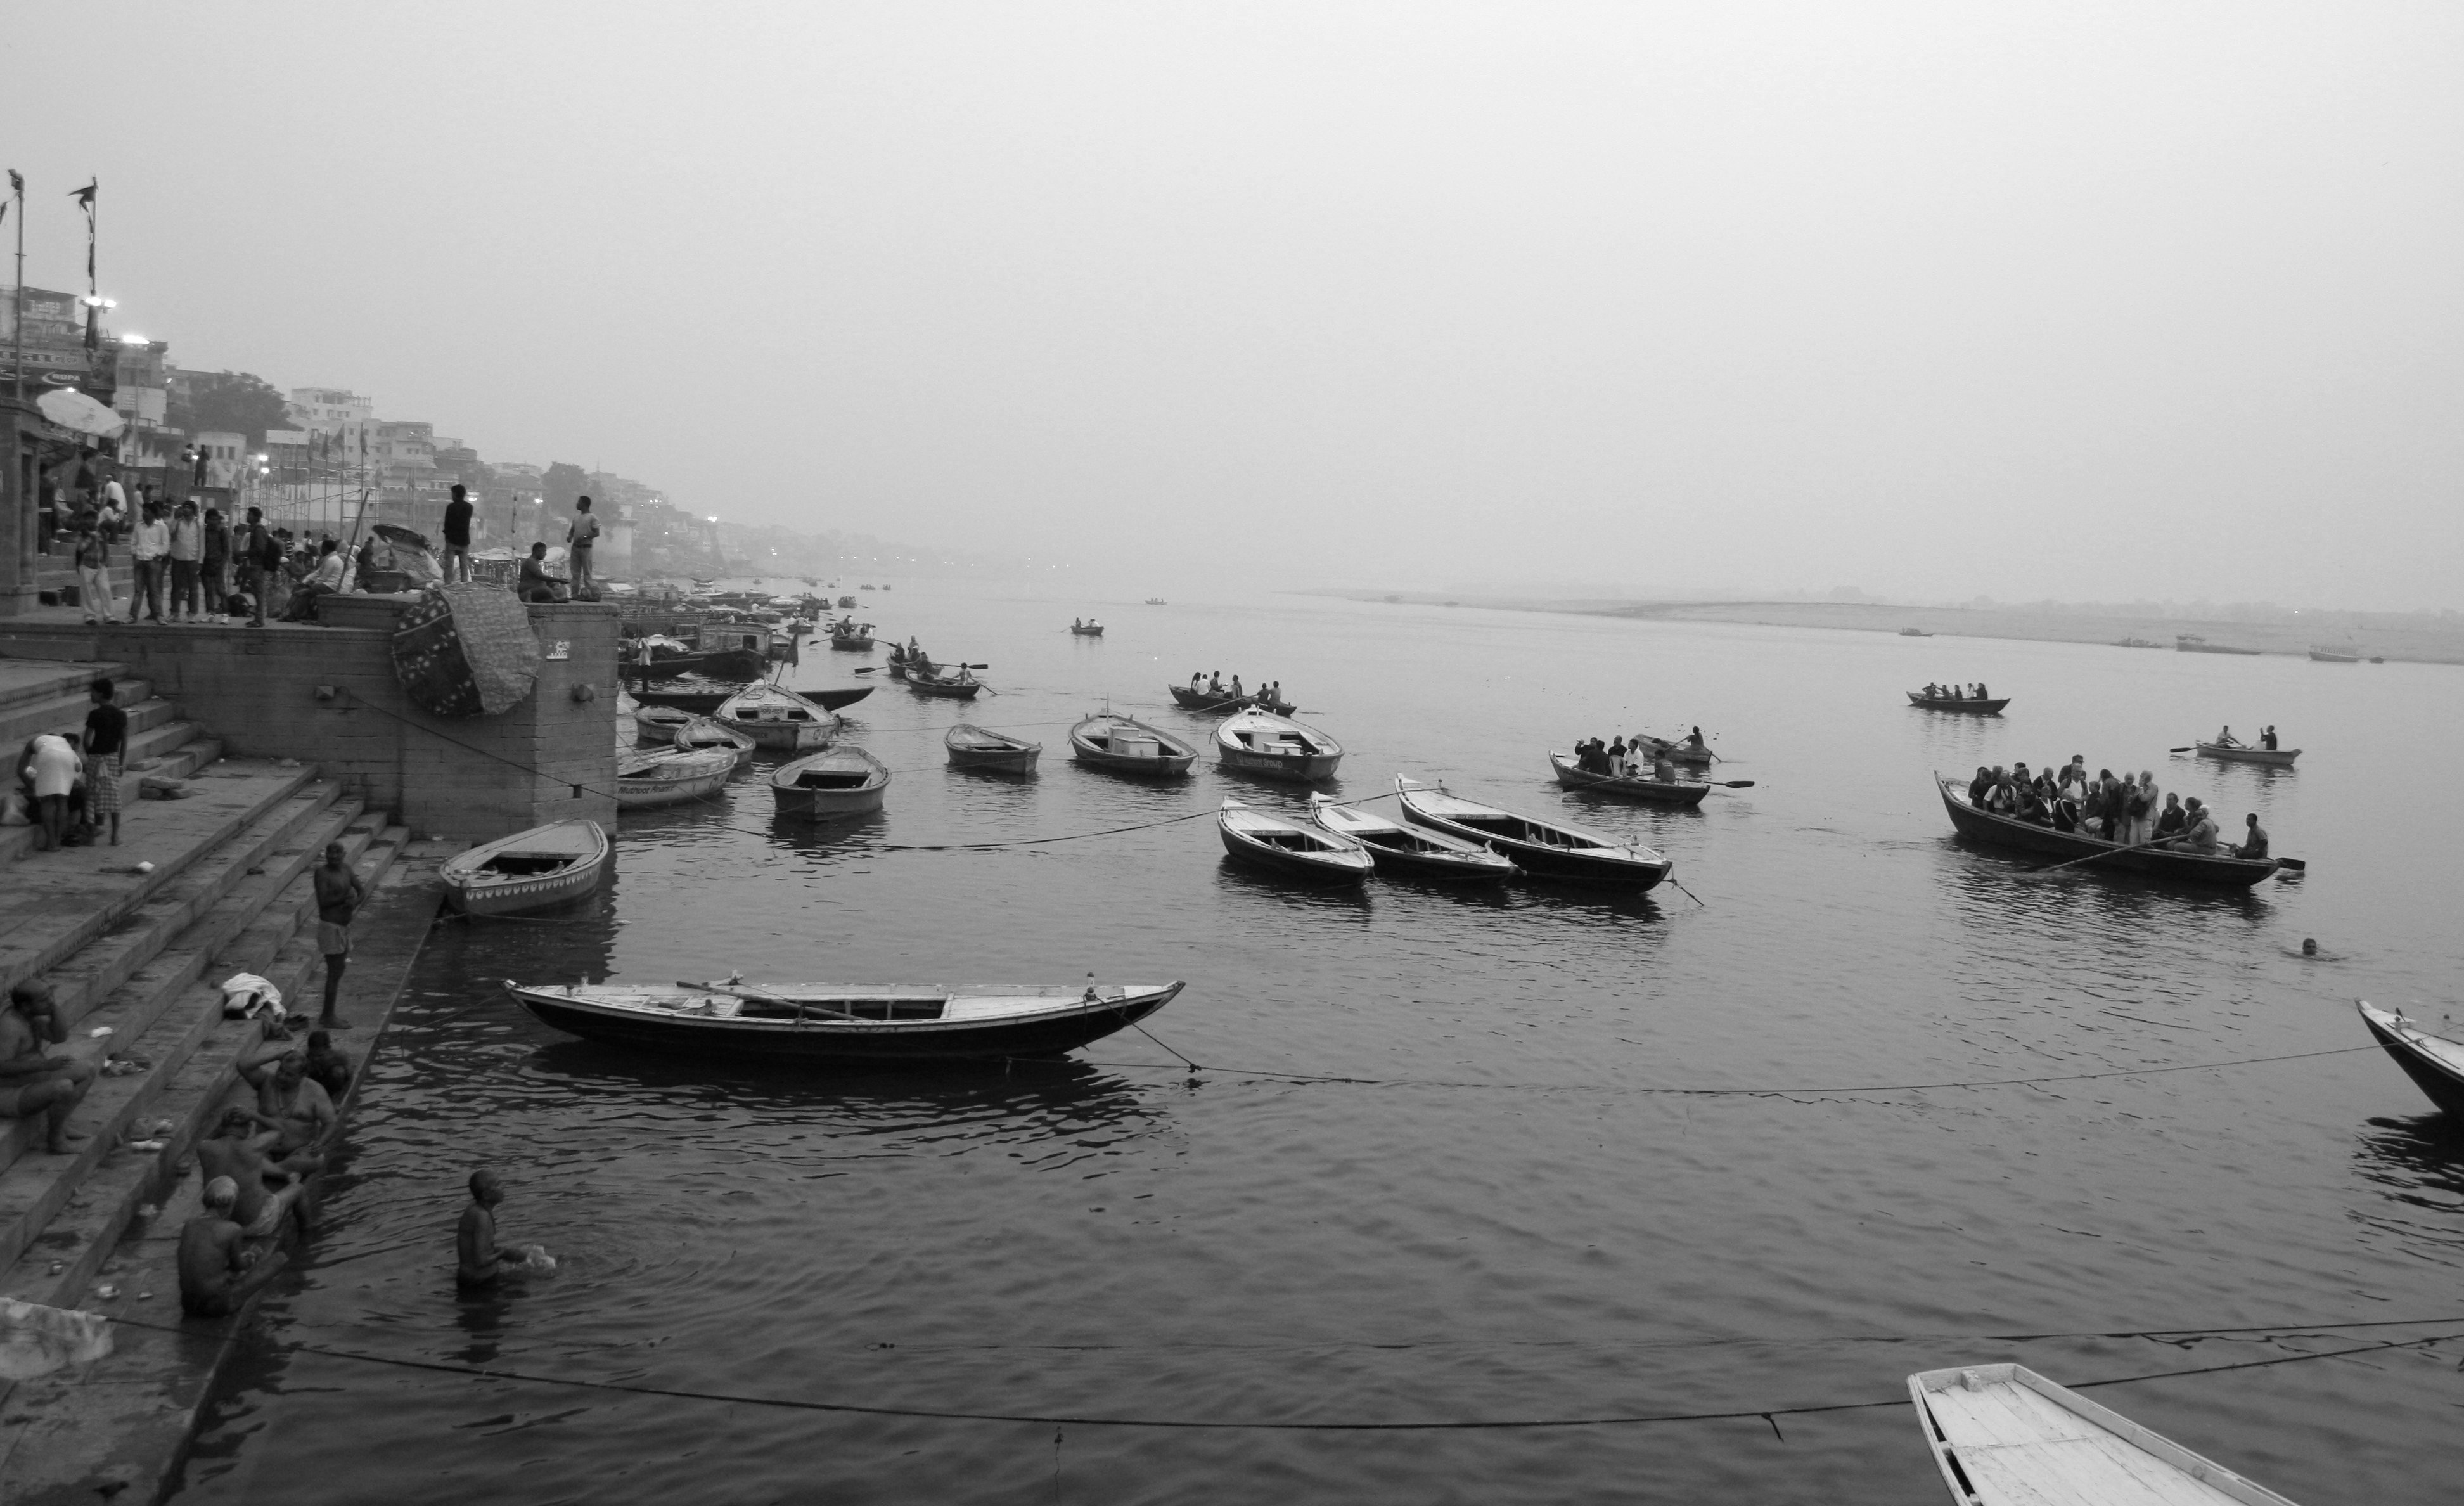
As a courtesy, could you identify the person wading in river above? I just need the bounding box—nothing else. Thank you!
[311,843,365,1029]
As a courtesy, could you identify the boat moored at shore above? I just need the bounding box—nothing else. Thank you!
[715,683,839,751]
[616,746,736,810]
[769,745,891,820]
[1217,799,1374,882]
[1908,1363,2299,1506]
[441,820,611,915]
[1214,707,1344,782]
[945,723,1041,774]
[1070,714,1197,776]
[1309,794,1517,880]
[1397,776,1671,889]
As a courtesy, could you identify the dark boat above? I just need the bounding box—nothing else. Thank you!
[2178,634,2262,655]
[1547,752,1712,807]
[907,665,984,700]
[2358,1002,2464,1117]
[2195,740,2300,768]
[1396,776,1672,889]
[632,683,873,714]
[1308,794,1517,881]
[828,619,875,650]
[1169,684,1252,713]
[1071,622,1105,636]
[1070,713,1198,776]
[1908,692,2010,714]
[626,648,769,683]
[945,723,1040,774]
[1933,773,2279,886]
[1217,799,1375,884]
[504,978,1188,1064]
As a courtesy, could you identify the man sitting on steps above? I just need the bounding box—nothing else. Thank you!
[196,1105,315,1240]
[0,982,95,1154]
[179,1176,291,1318]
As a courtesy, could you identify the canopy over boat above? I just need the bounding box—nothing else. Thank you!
[505,978,1187,1064]
[1070,713,1197,776]
[440,820,610,915]
[1217,799,1374,882]
[1214,707,1344,782]
[1935,775,2279,886]
[2358,1001,2464,1118]
[1547,752,1713,807]
[1308,794,1517,880]
[1908,1363,2299,1506]
[770,745,890,819]
[1397,776,1671,889]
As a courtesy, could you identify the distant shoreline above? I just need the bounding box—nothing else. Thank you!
[1301,591,2464,667]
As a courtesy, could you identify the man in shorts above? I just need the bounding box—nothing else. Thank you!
[311,842,365,1029]
[0,982,96,1154]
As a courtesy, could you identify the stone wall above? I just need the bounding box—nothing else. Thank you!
[0,603,619,842]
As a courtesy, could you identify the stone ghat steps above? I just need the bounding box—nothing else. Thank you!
[0,693,228,869]
[0,759,316,996]
[0,821,411,1313]
[0,671,159,747]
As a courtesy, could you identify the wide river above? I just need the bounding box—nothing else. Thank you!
[177,583,2464,1505]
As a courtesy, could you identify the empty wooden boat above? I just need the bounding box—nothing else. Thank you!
[633,704,694,744]
[1169,684,1251,713]
[1547,752,1713,807]
[769,745,890,820]
[1214,707,1344,783]
[672,715,757,766]
[504,977,1187,1064]
[1935,773,2280,886]
[1908,1363,2299,1505]
[1308,794,1516,881]
[1069,713,1197,777]
[1217,799,1374,883]
[2357,1001,2464,1117]
[440,820,610,915]
[635,684,871,715]
[945,723,1041,774]
[2308,646,2361,663]
[616,745,736,810]
[2178,634,2263,655]
[1908,692,2010,714]
[715,682,838,751]
[2195,740,2300,767]
[906,665,984,699]
[1397,776,1671,889]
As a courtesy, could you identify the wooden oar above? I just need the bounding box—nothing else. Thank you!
[2017,839,2179,878]
[678,979,860,1020]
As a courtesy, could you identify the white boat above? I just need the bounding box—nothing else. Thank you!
[1308,794,1517,881]
[1908,1363,2300,1505]
[715,682,838,752]
[1217,799,1374,883]
[672,715,757,766]
[1213,707,1344,782]
[770,745,890,820]
[616,746,736,811]
[439,820,611,916]
[632,704,694,743]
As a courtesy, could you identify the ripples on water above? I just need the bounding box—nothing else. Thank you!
[177,588,2464,1503]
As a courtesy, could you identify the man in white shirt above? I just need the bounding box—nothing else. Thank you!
[566,496,600,598]
[281,539,351,622]
[129,503,171,624]
[167,501,205,623]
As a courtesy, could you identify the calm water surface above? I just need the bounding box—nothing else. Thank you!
[178,585,2464,1504]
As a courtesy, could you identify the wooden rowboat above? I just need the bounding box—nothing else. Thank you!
[504,977,1186,1065]
[1631,733,1714,766]
[1308,794,1516,881]
[715,683,838,751]
[616,745,736,810]
[2357,1001,2464,1118]
[1069,714,1197,777]
[1547,752,1712,807]
[2195,741,2300,767]
[906,666,984,700]
[1070,622,1105,636]
[1214,707,1343,783]
[634,683,872,715]
[1908,1363,2299,1505]
[1935,774,2279,886]
[945,723,1040,774]
[440,820,610,916]
[1169,685,1251,713]
[769,745,890,820]
[1908,692,2010,714]
[2308,647,2361,663]
[1217,799,1374,884]
[672,716,757,766]
[2178,634,2262,655]
[1397,776,1671,889]
[828,621,875,650]
[633,704,694,743]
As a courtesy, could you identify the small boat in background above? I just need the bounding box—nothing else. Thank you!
[1309,794,1516,881]
[946,723,1041,774]
[716,683,838,751]
[907,664,985,699]
[837,595,857,608]
[1217,799,1375,883]
[1070,713,1197,776]
[2358,1001,2464,1117]
[617,745,736,810]
[1908,1363,2298,1506]
[2307,645,2361,663]
[672,716,757,766]
[1214,707,1344,782]
[1631,731,1716,766]
[829,619,875,650]
[2177,634,2262,655]
[1397,777,1671,889]
[1169,684,1251,714]
[633,704,695,743]
[1908,691,2010,714]
[770,745,890,820]
[1898,627,1932,637]
[2112,637,2164,648]
[441,820,610,915]
[1145,597,1166,605]
[1070,621,1105,636]
[1548,752,1713,807]
[2196,740,2299,767]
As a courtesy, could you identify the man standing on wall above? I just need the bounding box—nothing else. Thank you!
[237,508,274,628]
[566,496,599,599]
[202,507,231,622]
[442,484,475,584]
[129,501,170,624]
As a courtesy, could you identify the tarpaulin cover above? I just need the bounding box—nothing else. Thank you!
[0,1298,112,1380]
[391,584,542,718]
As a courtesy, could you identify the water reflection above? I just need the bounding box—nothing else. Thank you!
[1212,861,1376,913]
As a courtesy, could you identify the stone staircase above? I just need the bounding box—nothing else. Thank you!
[0,660,226,867]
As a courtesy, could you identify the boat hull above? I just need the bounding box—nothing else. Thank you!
[635,685,872,715]
[1548,754,1712,806]
[1168,685,1250,714]
[1071,626,1104,636]
[2359,1003,2464,1117]
[726,718,834,751]
[632,707,691,744]
[1213,709,1345,783]
[1935,778,2278,886]
[907,676,983,700]
[1216,746,1343,782]
[946,726,1041,774]
[770,747,891,820]
[440,821,611,915]
[2309,650,2360,663]
[1907,693,2010,714]
[829,636,873,651]
[2196,742,2300,766]
[1068,717,1198,777]
[1398,790,1669,889]
[1216,823,1371,884]
[510,983,1184,1064]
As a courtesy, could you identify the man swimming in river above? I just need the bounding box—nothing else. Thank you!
[458,1168,547,1289]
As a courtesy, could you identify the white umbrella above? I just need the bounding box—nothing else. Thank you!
[35,389,127,439]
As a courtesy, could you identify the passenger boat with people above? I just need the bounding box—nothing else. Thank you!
[1908,1363,2299,1506]
[1216,799,1375,883]
[1907,691,2010,714]
[440,820,611,915]
[616,745,736,810]
[1069,713,1197,776]
[2195,740,2300,767]
[1214,708,1344,782]
[503,976,1188,1064]
[1396,777,1671,889]
[671,715,756,765]
[944,723,1040,774]
[1070,621,1104,636]
[828,619,875,650]
[1934,773,2279,885]
[837,595,856,608]
[1169,685,1251,713]
[632,704,695,743]
[1631,732,1715,766]
[769,745,890,820]
[906,664,985,700]
[715,683,838,751]
[1546,752,1713,807]
[2358,1002,2464,1117]
[1307,794,1517,881]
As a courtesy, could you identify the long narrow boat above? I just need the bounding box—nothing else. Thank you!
[1547,752,1712,807]
[1168,685,1251,714]
[770,745,890,820]
[616,746,736,811]
[1308,794,1517,881]
[1934,773,2279,886]
[715,682,838,751]
[1908,692,2010,714]
[1069,714,1197,777]
[2307,646,2361,663]
[1217,799,1374,883]
[906,666,984,700]
[2178,634,2263,655]
[2195,740,2300,767]
[672,715,757,766]
[504,977,1188,1064]
[1397,776,1671,889]
[1908,1363,2299,1505]
[440,820,611,915]
[633,704,694,743]
[634,683,873,715]
[2357,1001,2464,1117]
[624,648,769,683]
[1214,707,1344,782]
[945,723,1040,774]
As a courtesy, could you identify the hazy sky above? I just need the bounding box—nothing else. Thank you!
[8,4,2460,605]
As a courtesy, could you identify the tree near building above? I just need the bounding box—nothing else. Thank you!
[542,462,592,515]
[167,370,290,447]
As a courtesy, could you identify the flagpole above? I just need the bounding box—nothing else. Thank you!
[10,171,23,407]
